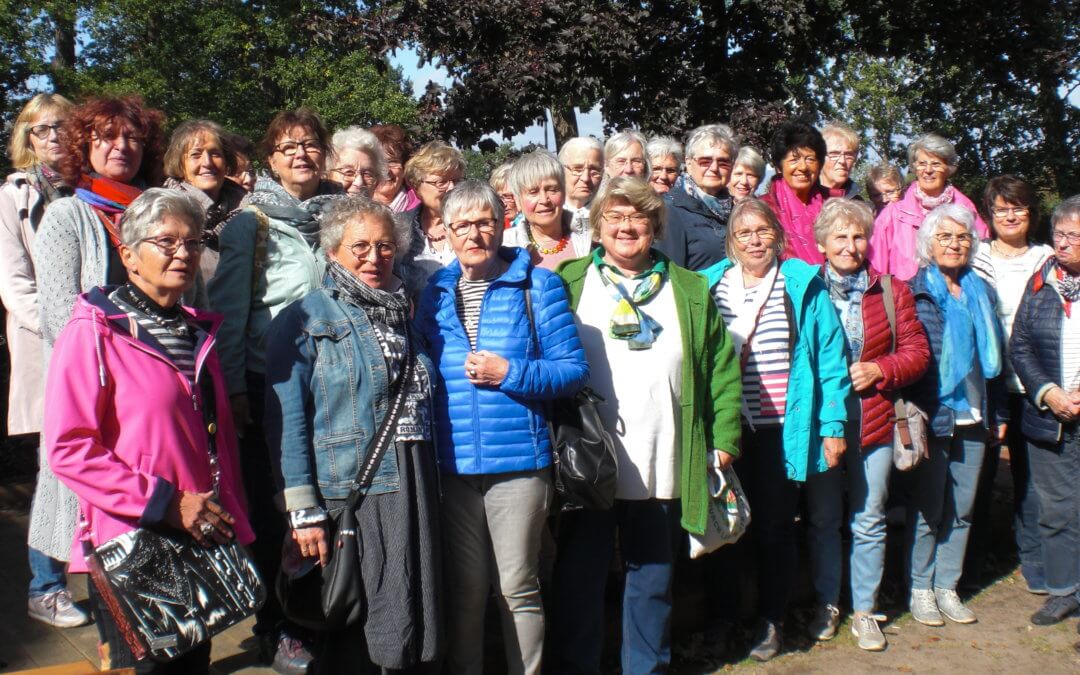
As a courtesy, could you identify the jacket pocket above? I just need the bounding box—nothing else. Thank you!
[309,321,360,440]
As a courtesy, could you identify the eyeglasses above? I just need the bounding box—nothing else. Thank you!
[386,160,403,171]
[566,164,603,179]
[915,160,946,172]
[273,139,324,156]
[348,240,397,260]
[498,192,515,203]
[826,151,858,163]
[1052,230,1080,246]
[783,153,820,167]
[448,219,498,236]
[693,155,733,170]
[602,211,652,227]
[733,228,778,243]
[991,207,1029,218]
[934,233,974,247]
[421,177,457,191]
[871,187,902,199]
[608,157,646,170]
[652,167,680,177]
[333,168,377,185]
[140,236,205,256]
[29,122,62,139]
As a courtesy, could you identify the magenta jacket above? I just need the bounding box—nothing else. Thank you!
[868,183,989,281]
[45,288,254,572]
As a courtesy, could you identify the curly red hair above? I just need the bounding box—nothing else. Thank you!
[58,95,166,187]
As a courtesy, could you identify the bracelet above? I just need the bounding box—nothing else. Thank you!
[289,507,329,529]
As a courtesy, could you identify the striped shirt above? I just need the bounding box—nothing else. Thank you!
[455,277,492,350]
[1064,304,1080,392]
[109,289,197,385]
[713,273,790,426]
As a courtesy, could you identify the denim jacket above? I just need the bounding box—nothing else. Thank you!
[264,273,434,511]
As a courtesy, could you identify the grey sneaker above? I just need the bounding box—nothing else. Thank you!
[808,603,841,640]
[28,589,91,628]
[910,588,944,626]
[748,620,783,662]
[934,588,977,624]
[851,612,887,651]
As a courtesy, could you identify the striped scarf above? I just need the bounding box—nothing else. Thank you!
[74,173,142,247]
[592,247,667,350]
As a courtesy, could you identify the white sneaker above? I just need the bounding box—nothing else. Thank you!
[808,603,841,640]
[910,588,944,626]
[934,588,977,624]
[28,589,91,628]
[851,612,887,651]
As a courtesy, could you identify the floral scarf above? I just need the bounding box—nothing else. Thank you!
[767,176,826,264]
[246,176,344,248]
[674,173,732,225]
[75,173,143,247]
[1054,262,1080,318]
[913,183,956,213]
[825,266,868,360]
[591,247,667,350]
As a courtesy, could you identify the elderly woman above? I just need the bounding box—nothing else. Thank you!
[208,107,344,671]
[865,162,903,215]
[761,121,832,264]
[654,124,739,271]
[31,95,168,628]
[701,199,850,662]
[730,146,765,203]
[0,92,82,628]
[604,129,650,180]
[370,123,419,213]
[327,125,386,196]
[559,136,604,233]
[550,176,741,674]
[226,133,257,193]
[402,140,466,278]
[968,175,1054,593]
[646,136,683,194]
[46,188,254,672]
[415,181,588,674]
[1009,196,1080,627]
[869,134,989,281]
[905,204,1005,627]
[489,161,518,228]
[162,119,248,281]
[813,198,930,650]
[265,196,441,672]
[503,149,592,270]
[820,122,862,198]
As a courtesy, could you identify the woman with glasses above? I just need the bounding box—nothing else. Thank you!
[646,136,683,195]
[415,181,589,674]
[402,140,467,289]
[761,121,832,264]
[654,124,739,271]
[559,136,604,233]
[905,204,1005,628]
[1010,196,1080,629]
[208,107,344,673]
[819,122,862,199]
[328,126,386,196]
[265,195,442,673]
[489,161,519,228]
[550,176,741,674]
[370,123,419,213]
[865,162,903,215]
[604,130,650,180]
[503,150,593,270]
[869,134,989,281]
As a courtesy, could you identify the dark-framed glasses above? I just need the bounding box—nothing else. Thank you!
[348,240,398,259]
[448,219,498,236]
[1052,230,1080,246]
[29,122,63,139]
[421,176,457,191]
[140,236,206,256]
[273,139,324,156]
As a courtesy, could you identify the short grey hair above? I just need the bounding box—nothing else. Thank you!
[813,198,875,246]
[558,136,603,164]
[646,136,684,167]
[489,161,514,191]
[604,129,650,175]
[734,146,766,178]
[867,162,902,187]
[120,188,205,247]
[684,124,739,161]
[442,180,505,231]
[916,203,977,267]
[508,149,565,203]
[907,133,959,171]
[319,194,411,260]
[821,121,860,151]
[1051,195,1080,230]
[330,126,387,181]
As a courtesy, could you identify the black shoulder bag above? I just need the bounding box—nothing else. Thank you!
[276,327,416,631]
[84,370,266,662]
[523,280,617,510]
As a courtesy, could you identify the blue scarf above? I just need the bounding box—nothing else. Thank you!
[924,265,1002,412]
[825,266,868,360]
[674,173,732,224]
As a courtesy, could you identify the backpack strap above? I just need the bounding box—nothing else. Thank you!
[879,273,911,443]
[248,206,270,298]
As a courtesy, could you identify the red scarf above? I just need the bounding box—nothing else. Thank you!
[75,173,143,248]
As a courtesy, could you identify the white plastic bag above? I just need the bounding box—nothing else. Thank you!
[688,462,751,559]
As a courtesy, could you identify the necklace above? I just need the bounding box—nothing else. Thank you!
[991,240,1029,259]
[526,223,569,255]
[115,284,191,338]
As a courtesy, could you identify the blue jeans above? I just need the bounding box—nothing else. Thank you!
[550,499,681,675]
[909,425,986,590]
[1027,424,1080,597]
[847,444,893,612]
[28,547,66,598]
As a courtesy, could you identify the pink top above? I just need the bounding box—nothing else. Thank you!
[45,292,254,572]
[868,183,989,281]
[761,176,830,265]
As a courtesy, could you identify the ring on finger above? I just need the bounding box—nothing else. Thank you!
[199,521,215,536]
[469,369,477,378]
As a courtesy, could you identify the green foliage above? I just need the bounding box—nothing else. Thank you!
[462,142,532,181]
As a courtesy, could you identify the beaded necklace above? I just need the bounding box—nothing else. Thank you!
[526,223,569,255]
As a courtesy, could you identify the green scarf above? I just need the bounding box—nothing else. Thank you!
[591,247,668,350]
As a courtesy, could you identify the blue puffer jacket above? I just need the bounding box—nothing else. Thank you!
[415,246,590,475]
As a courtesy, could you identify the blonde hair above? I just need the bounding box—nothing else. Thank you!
[8,93,75,170]
[725,198,786,261]
[403,141,466,190]
[821,121,860,152]
[589,176,666,240]
[813,198,875,245]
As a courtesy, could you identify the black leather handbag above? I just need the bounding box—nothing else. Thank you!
[276,332,416,631]
[523,282,617,510]
[84,372,265,662]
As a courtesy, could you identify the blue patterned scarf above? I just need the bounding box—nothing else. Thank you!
[674,173,732,224]
[825,266,868,360]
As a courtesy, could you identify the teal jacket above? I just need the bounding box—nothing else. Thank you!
[701,257,850,481]
[557,252,742,536]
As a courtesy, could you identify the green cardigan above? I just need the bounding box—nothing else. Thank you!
[556,252,742,536]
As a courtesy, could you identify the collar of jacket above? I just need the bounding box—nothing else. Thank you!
[1031,256,1062,296]
[429,245,533,292]
[665,184,720,220]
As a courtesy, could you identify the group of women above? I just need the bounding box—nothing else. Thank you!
[1,90,1078,674]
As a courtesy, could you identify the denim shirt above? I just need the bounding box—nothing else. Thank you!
[264,274,434,511]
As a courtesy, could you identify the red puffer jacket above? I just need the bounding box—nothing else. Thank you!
[851,268,931,448]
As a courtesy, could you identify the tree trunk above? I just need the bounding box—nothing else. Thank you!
[50,6,77,93]
[549,102,579,148]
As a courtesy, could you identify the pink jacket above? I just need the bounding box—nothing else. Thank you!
[868,183,989,281]
[45,289,254,572]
